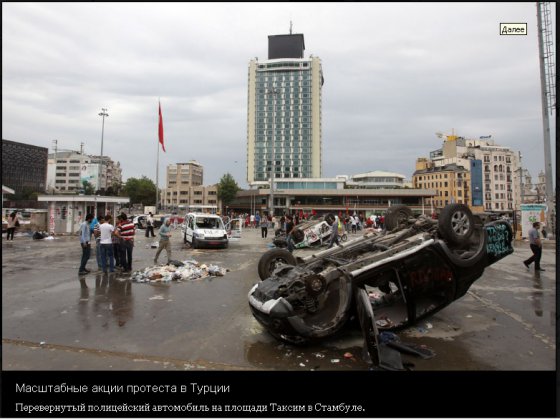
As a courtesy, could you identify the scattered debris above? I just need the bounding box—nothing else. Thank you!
[330,359,340,364]
[344,352,354,359]
[131,260,228,283]
[425,322,433,329]
[466,314,473,318]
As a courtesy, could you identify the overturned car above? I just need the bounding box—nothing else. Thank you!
[272,218,343,249]
[248,204,514,369]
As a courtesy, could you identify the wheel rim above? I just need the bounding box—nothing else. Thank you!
[451,211,470,236]
[269,258,289,275]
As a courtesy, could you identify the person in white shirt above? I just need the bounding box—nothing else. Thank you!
[98,215,115,273]
[145,212,155,238]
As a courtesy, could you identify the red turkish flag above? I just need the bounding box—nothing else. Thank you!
[158,101,165,152]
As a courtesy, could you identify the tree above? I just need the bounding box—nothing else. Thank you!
[122,176,156,205]
[217,173,240,211]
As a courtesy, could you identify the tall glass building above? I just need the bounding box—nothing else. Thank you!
[247,33,324,186]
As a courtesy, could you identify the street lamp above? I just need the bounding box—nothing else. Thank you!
[98,108,109,191]
[267,88,279,216]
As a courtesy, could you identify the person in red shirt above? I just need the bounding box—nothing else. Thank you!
[116,213,136,272]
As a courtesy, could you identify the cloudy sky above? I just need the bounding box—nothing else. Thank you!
[2,2,556,189]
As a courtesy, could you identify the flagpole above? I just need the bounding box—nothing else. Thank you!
[156,100,160,213]
[156,134,159,212]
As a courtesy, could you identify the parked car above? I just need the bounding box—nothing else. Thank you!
[248,204,514,369]
[133,215,147,229]
[181,213,228,249]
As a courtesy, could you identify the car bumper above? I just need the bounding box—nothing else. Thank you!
[195,237,228,247]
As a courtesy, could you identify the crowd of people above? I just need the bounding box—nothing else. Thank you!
[78,212,137,275]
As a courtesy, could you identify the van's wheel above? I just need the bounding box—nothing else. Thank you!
[385,205,413,230]
[258,248,297,280]
[192,238,198,249]
[438,204,475,246]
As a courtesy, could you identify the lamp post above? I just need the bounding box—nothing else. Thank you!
[267,88,279,216]
[98,108,109,192]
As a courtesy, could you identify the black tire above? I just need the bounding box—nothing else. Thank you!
[192,237,198,249]
[340,233,348,242]
[257,249,297,280]
[184,232,188,245]
[438,204,475,246]
[385,205,413,230]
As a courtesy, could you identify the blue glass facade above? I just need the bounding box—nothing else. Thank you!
[253,61,314,181]
[470,159,483,206]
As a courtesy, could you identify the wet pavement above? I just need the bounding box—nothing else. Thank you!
[2,227,556,371]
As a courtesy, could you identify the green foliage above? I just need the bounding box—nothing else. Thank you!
[217,173,240,206]
[122,176,156,205]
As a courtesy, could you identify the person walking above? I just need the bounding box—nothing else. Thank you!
[145,212,156,238]
[98,215,115,273]
[117,213,136,273]
[327,214,341,249]
[78,214,94,275]
[261,215,269,239]
[6,211,19,241]
[285,215,296,253]
[154,218,172,265]
[523,222,545,271]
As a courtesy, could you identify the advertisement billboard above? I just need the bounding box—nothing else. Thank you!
[520,204,547,238]
[80,164,99,190]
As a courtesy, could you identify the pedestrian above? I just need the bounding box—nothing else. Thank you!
[250,214,255,228]
[117,213,136,273]
[154,218,172,265]
[285,215,296,253]
[255,213,261,229]
[91,215,103,271]
[351,214,357,234]
[327,214,340,249]
[97,215,115,273]
[271,215,277,230]
[113,214,123,269]
[78,214,94,275]
[261,215,269,239]
[145,212,155,238]
[523,222,545,271]
[6,211,19,241]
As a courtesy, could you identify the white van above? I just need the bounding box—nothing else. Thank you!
[181,213,228,249]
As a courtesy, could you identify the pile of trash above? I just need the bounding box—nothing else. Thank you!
[130,259,228,283]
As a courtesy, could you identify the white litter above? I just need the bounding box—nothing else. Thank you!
[131,259,228,283]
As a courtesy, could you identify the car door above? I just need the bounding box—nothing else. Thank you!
[186,215,194,244]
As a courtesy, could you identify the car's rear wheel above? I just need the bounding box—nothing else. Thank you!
[385,205,413,230]
[257,249,297,280]
[438,204,475,246]
[192,237,198,249]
